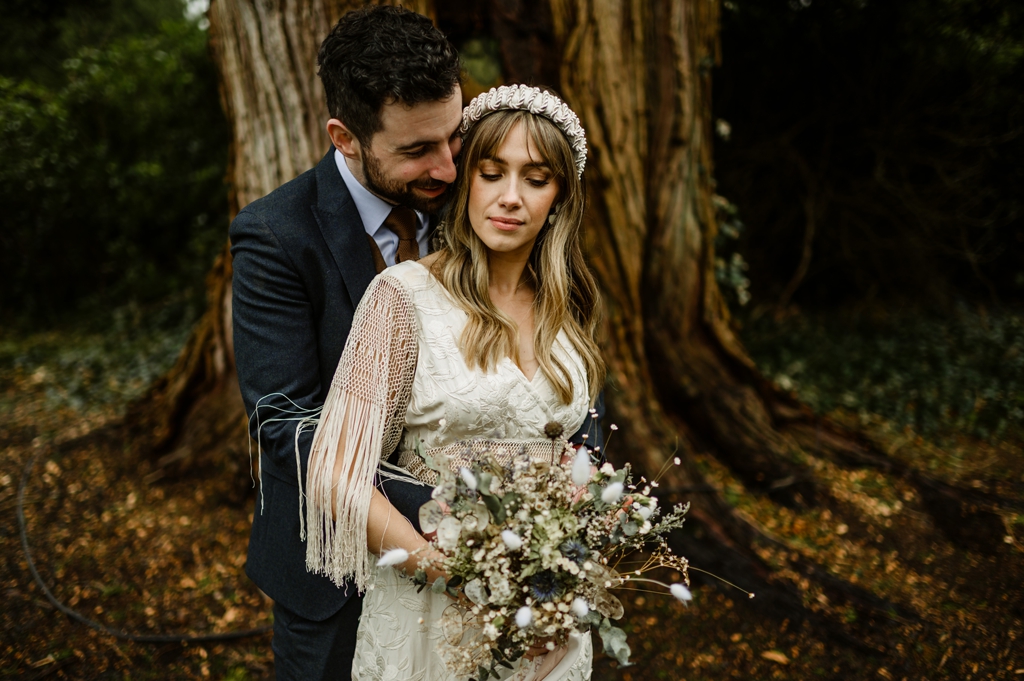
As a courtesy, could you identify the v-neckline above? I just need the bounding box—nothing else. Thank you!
[409,260,542,385]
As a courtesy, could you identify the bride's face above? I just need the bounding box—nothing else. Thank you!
[467,122,561,261]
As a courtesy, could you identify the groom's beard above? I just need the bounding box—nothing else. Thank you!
[361,147,450,214]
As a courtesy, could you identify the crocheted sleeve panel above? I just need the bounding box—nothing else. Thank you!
[302,273,418,593]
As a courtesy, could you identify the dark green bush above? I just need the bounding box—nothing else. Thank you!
[742,307,1024,440]
[0,4,227,324]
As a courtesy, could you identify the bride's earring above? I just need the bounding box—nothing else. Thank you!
[548,203,561,225]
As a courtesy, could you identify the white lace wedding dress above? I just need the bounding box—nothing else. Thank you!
[302,261,594,681]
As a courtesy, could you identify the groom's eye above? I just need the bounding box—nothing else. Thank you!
[403,147,427,158]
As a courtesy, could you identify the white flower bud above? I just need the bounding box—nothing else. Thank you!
[501,530,523,551]
[376,548,409,568]
[601,482,624,504]
[515,606,533,628]
[459,467,477,491]
[572,447,592,486]
[638,505,653,520]
[571,598,590,617]
[670,583,692,604]
[600,463,615,476]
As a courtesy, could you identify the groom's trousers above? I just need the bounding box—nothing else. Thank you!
[271,595,361,681]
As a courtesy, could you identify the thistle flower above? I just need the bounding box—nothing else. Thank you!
[572,446,592,486]
[670,583,692,604]
[515,606,533,628]
[529,570,564,602]
[602,482,624,504]
[376,548,409,568]
[559,539,588,564]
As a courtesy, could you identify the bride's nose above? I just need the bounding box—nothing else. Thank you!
[498,179,521,208]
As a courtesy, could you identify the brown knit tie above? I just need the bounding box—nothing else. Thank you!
[383,206,420,264]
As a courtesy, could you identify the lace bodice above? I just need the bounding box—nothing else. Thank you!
[395,261,590,478]
[303,260,591,592]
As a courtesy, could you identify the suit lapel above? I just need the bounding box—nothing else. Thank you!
[311,150,378,310]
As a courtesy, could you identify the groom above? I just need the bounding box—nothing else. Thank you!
[230,7,463,680]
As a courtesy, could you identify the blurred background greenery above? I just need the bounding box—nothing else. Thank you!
[0,0,1021,442]
[0,0,227,327]
[0,0,227,410]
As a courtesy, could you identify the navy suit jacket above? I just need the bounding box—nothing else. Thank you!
[231,150,604,621]
[231,150,405,620]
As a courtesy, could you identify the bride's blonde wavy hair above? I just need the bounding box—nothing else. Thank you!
[432,108,605,405]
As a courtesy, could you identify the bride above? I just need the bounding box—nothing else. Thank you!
[302,85,604,681]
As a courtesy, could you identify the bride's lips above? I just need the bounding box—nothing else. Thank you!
[489,216,523,231]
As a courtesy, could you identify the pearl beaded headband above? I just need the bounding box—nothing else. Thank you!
[459,84,588,178]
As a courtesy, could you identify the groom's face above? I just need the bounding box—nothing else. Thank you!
[358,88,463,214]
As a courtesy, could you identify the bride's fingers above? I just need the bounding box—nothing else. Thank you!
[523,639,551,660]
[532,645,569,681]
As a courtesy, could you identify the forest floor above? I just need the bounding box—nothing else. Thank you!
[1,309,1022,680]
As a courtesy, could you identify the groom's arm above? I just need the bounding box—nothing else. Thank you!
[231,205,323,481]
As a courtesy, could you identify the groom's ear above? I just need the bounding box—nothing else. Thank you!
[327,118,361,159]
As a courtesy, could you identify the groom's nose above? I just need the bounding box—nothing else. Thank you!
[428,144,457,184]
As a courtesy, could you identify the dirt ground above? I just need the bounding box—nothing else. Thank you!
[2,362,1022,680]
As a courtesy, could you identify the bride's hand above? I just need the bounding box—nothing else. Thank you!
[531,644,569,681]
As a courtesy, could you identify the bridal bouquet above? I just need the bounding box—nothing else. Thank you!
[384,429,692,681]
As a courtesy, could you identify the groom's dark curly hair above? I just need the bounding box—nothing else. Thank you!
[317,5,461,144]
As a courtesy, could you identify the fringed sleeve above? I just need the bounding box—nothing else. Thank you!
[302,274,418,593]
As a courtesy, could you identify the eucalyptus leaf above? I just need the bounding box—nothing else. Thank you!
[598,623,632,666]
[419,499,443,534]
[465,578,488,605]
[482,492,507,524]
[593,587,624,619]
[431,576,447,594]
[477,471,494,495]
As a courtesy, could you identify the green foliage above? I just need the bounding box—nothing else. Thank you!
[742,306,1024,440]
[0,1,227,324]
[0,295,198,415]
